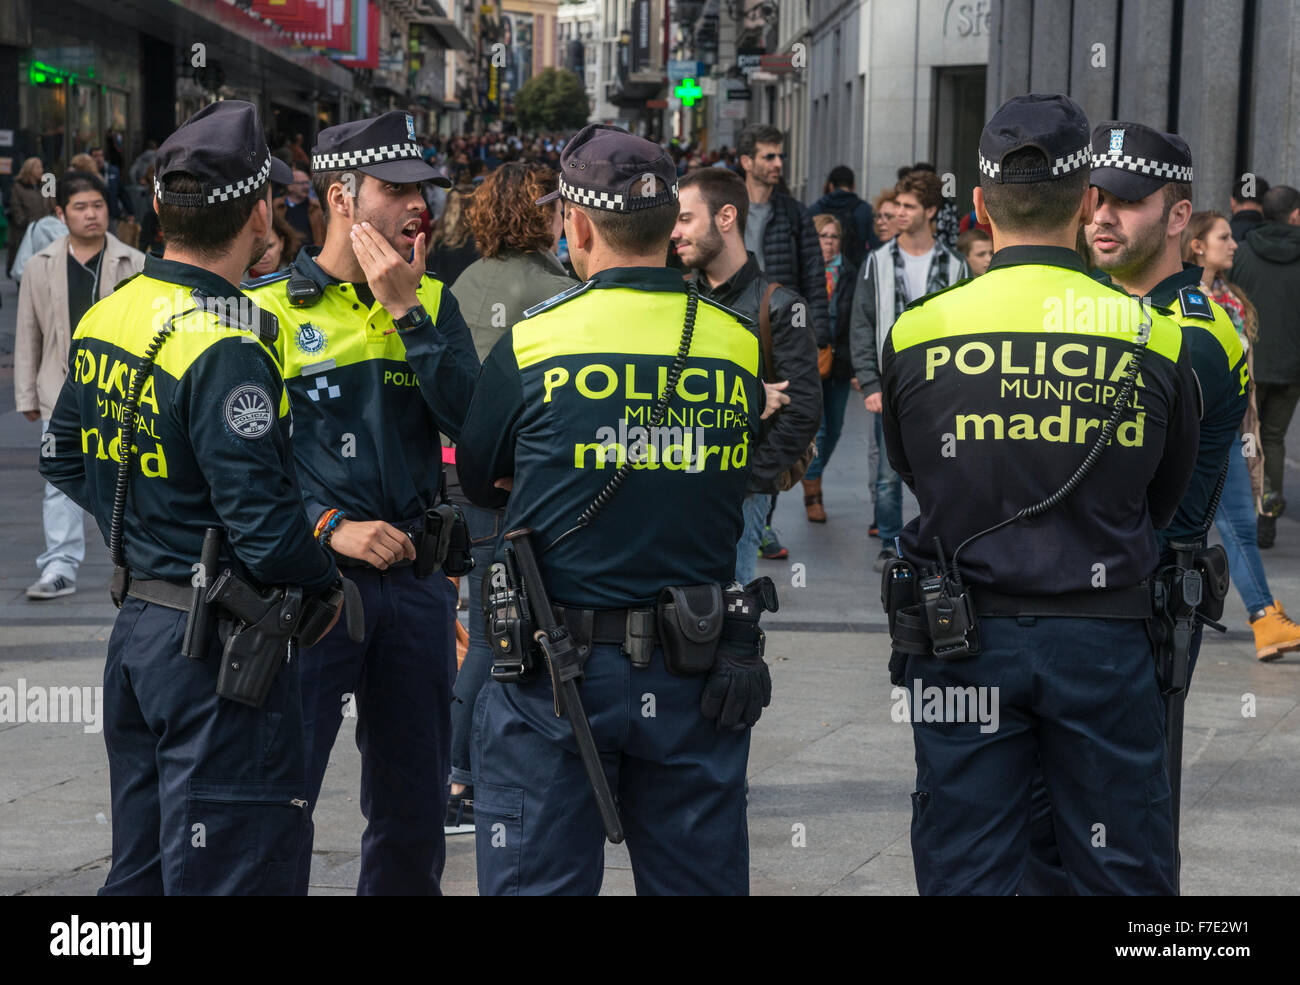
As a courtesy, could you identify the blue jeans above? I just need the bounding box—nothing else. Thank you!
[450,502,506,787]
[1214,445,1272,614]
[735,492,771,584]
[873,413,902,542]
[805,378,851,481]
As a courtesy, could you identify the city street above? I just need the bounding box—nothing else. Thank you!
[2,273,1298,896]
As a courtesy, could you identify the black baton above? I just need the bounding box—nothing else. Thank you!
[505,527,625,844]
[182,527,222,661]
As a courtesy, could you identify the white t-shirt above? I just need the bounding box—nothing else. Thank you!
[900,244,936,303]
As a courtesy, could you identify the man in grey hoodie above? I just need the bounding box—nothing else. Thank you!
[1230,184,1300,548]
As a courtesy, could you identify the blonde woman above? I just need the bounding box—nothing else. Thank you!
[427,185,478,283]
[1185,210,1300,659]
[7,157,53,275]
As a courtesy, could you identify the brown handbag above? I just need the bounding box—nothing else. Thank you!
[758,282,817,491]
[817,344,834,379]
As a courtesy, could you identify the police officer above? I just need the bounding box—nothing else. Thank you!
[879,94,1201,894]
[458,124,772,895]
[244,111,480,895]
[1019,123,1249,895]
[39,101,343,895]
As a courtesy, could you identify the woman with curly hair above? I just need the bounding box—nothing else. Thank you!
[443,162,575,833]
[451,161,574,359]
[427,185,479,284]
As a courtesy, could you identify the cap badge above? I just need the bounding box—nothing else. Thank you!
[1109,129,1125,154]
[405,114,416,141]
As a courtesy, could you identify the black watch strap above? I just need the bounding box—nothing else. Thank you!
[394,304,428,331]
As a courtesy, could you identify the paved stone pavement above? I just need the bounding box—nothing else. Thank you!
[1,273,1298,895]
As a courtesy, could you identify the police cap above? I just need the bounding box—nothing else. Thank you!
[312,111,451,187]
[978,93,1092,184]
[535,124,678,212]
[1090,122,1194,201]
[154,101,292,207]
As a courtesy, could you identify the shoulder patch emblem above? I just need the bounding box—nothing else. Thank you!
[1178,284,1215,321]
[223,384,275,439]
[295,322,328,354]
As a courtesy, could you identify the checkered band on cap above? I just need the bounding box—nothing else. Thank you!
[1090,152,1193,183]
[978,153,1001,179]
[557,174,679,212]
[154,155,274,206]
[312,141,422,172]
[979,145,1090,181]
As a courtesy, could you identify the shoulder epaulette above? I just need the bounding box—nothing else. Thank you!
[112,272,142,292]
[902,276,971,311]
[1178,284,1216,321]
[241,269,292,291]
[698,294,755,328]
[522,280,593,318]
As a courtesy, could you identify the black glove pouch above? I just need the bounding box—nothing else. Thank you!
[414,505,456,578]
[657,583,724,676]
[1195,544,1229,623]
[442,508,476,576]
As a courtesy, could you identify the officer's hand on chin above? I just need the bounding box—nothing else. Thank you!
[864,392,883,413]
[349,221,426,319]
[329,518,418,569]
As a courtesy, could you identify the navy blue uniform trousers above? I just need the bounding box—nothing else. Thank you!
[472,643,751,895]
[100,597,308,895]
[294,565,457,895]
[907,616,1176,895]
[1019,625,1202,895]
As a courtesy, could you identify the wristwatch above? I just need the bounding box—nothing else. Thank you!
[393,304,428,331]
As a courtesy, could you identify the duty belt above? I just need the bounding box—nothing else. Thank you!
[126,578,194,612]
[552,605,659,653]
[974,584,1152,620]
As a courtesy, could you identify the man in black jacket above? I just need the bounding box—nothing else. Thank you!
[673,167,822,582]
[1230,184,1300,547]
[1229,174,1269,247]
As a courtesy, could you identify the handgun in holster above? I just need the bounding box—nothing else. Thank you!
[484,547,539,683]
[1149,540,1230,696]
[205,569,343,708]
[413,504,476,579]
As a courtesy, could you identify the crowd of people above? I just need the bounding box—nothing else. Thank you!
[10,101,1300,896]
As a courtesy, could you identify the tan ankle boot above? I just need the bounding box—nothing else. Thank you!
[802,478,826,522]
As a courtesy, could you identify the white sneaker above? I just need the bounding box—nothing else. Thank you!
[26,575,76,600]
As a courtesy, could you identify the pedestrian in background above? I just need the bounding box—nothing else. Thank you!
[736,124,830,560]
[801,213,858,523]
[810,165,878,266]
[1229,173,1269,246]
[428,186,479,284]
[1229,184,1300,548]
[673,167,821,582]
[956,227,993,275]
[274,168,324,247]
[15,169,144,599]
[7,157,53,276]
[850,170,968,572]
[444,160,576,832]
[89,146,135,231]
[1186,209,1300,659]
[245,213,300,280]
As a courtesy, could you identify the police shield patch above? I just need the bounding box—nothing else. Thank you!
[406,114,416,141]
[1109,129,1125,154]
[224,385,275,438]
[296,322,327,354]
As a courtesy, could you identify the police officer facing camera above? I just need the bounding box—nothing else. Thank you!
[1019,123,1248,896]
[879,94,1201,895]
[458,123,774,895]
[244,111,480,896]
[39,101,344,895]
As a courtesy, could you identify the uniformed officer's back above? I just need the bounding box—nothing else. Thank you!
[883,253,1199,594]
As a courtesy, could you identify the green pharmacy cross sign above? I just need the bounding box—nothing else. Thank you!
[674,78,703,107]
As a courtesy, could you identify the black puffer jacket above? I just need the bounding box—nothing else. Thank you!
[1232,222,1300,385]
[762,192,833,349]
[696,255,822,494]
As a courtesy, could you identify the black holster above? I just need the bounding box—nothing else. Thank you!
[414,505,475,578]
[657,584,724,676]
[484,557,538,683]
[1148,541,1230,695]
